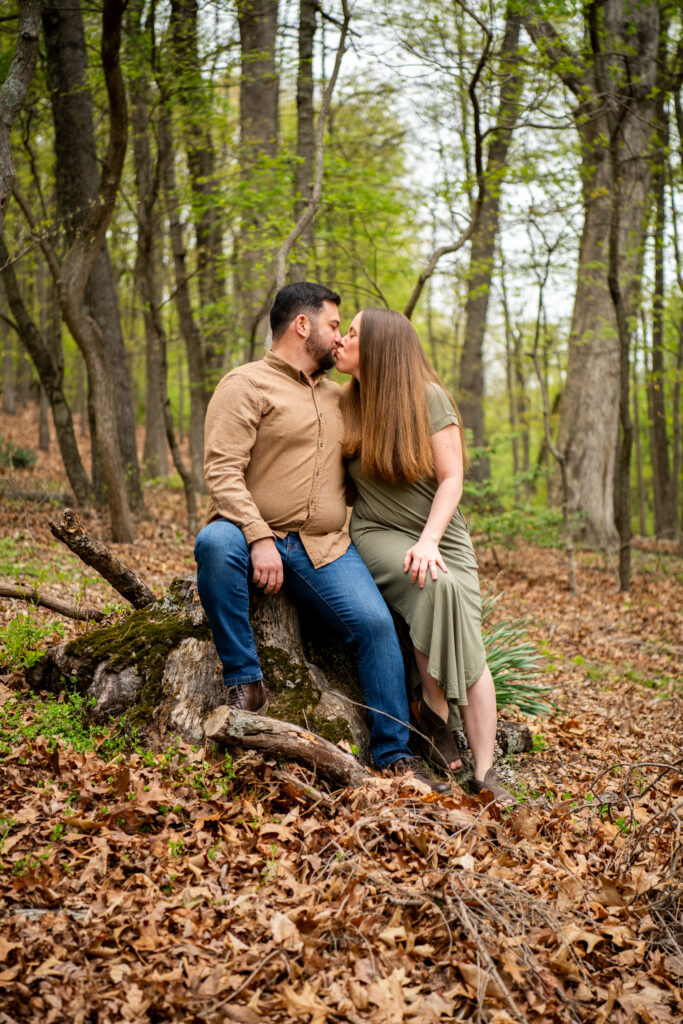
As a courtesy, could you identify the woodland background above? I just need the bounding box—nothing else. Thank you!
[0,2,681,1023]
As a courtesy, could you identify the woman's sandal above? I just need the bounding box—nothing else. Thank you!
[469,767,518,808]
[410,697,463,771]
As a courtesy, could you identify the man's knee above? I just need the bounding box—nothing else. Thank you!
[195,519,249,574]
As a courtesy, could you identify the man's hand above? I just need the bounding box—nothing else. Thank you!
[250,538,284,594]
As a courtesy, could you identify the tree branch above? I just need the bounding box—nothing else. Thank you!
[49,509,155,609]
[0,584,104,623]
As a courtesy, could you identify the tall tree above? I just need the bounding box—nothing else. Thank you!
[168,0,225,371]
[524,1,660,549]
[18,0,135,541]
[236,0,279,359]
[41,0,144,512]
[458,7,523,482]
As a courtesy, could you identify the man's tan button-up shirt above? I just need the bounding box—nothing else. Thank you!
[204,350,351,568]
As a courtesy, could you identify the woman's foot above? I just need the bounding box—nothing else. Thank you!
[469,767,518,809]
[411,697,463,772]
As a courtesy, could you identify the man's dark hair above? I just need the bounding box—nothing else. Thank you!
[270,282,341,341]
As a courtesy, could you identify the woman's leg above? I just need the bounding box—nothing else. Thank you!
[414,649,461,771]
[458,663,497,781]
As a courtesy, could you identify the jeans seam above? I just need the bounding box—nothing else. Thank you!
[224,672,263,686]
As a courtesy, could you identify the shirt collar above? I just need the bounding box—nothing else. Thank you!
[264,349,327,386]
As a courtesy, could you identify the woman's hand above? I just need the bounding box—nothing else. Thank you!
[403,539,447,589]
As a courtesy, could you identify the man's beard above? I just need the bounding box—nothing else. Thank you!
[305,321,335,372]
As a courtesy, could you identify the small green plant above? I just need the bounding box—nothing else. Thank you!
[0,439,37,470]
[168,838,185,858]
[531,733,549,752]
[0,613,65,671]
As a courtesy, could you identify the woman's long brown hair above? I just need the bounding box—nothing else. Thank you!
[340,308,469,483]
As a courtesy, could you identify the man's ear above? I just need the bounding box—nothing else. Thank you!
[294,314,309,338]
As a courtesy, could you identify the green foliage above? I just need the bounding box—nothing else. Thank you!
[482,594,555,716]
[0,439,37,470]
[0,614,65,671]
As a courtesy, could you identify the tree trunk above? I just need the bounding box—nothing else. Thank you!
[128,16,168,481]
[526,1,659,550]
[2,324,15,415]
[168,0,225,374]
[158,111,207,494]
[34,0,136,541]
[236,0,279,360]
[0,0,40,232]
[648,64,675,539]
[0,235,92,502]
[290,0,317,282]
[458,10,522,483]
[42,0,143,513]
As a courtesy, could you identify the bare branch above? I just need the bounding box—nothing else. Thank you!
[0,584,105,623]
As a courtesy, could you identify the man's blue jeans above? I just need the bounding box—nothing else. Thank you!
[194,520,411,768]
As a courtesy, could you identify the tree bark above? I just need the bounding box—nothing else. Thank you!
[458,10,522,483]
[236,0,279,359]
[0,0,40,232]
[42,0,143,514]
[524,1,659,550]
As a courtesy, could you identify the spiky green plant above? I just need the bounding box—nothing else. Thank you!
[481,594,555,716]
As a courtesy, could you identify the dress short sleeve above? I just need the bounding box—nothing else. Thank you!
[427,382,459,433]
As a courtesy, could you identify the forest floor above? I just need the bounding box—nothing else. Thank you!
[0,404,681,1023]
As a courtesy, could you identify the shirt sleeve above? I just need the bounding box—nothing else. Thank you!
[427,382,459,433]
[204,375,276,545]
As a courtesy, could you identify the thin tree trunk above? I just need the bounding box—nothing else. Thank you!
[236,0,279,359]
[0,234,91,502]
[459,10,522,482]
[291,0,317,282]
[648,62,675,538]
[158,111,207,494]
[632,356,646,537]
[128,7,168,480]
[169,0,225,372]
[2,325,15,415]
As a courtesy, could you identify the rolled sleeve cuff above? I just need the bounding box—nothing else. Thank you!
[242,521,277,545]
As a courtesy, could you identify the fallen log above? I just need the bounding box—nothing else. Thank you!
[0,583,104,622]
[205,707,370,788]
[48,509,155,609]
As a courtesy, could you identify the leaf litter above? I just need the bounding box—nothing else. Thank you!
[0,413,681,1022]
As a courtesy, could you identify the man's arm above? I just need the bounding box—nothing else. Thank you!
[204,376,284,593]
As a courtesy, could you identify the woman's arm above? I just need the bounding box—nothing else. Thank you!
[403,424,464,588]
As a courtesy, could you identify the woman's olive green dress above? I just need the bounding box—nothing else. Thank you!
[348,384,486,704]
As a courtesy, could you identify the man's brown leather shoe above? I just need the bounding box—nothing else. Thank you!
[225,680,267,713]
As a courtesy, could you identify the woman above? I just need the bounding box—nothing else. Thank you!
[335,308,514,806]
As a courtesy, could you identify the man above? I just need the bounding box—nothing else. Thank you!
[194,282,448,793]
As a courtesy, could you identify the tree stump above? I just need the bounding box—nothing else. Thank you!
[27,577,372,760]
